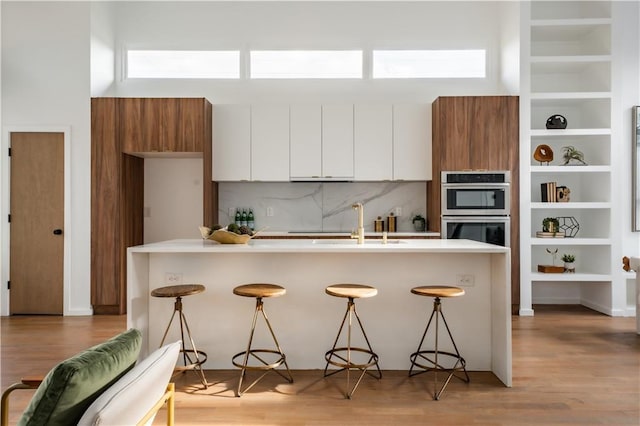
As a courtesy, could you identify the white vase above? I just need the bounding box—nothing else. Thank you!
[564,262,575,273]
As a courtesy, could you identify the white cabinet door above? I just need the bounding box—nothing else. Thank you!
[251,105,290,181]
[355,104,392,180]
[213,105,251,181]
[393,104,432,180]
[322,105,354,179]
[290,105,322,178]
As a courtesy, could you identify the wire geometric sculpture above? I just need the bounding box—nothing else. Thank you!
[557,216,580,238]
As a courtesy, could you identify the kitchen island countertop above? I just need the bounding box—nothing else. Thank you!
[129,237,503,254]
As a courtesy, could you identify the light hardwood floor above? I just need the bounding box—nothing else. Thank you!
[1,306,638,425]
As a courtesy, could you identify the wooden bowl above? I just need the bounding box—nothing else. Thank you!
[208,229,253,244]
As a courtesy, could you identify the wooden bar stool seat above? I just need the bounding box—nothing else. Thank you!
[151,284,208,389]
[324,284,382,399]
[232,283,293,397]
[409,285,469,400]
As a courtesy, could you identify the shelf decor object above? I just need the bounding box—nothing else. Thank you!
[536,231,565,238]
[556,186,570,202]
[545,114,568,129]
[542,217,559,233]
[533,144,553,165]
[557,216,580,238]
[561,146,587,165]
[538,248,564,273]
[562,254,576,273]
[540,182,557,202]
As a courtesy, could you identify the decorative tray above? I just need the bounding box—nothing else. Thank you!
[537,265,565,273]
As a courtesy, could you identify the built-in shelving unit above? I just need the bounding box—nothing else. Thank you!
[520,1,627,316]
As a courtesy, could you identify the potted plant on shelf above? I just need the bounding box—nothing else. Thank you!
[562,254,576,273]
[562,146,587,165]
[542,217,560,233]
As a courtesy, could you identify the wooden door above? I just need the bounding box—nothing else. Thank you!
[10,132,64,314]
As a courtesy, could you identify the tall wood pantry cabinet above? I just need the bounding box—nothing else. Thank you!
[91,97,215,315]
[429,96,520,312]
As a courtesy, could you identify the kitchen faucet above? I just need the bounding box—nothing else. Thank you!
[351,202,365,244]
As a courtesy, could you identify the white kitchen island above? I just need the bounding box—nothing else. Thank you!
[127,238,512,386]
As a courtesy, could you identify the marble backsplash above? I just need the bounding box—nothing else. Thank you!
[218,181,427,232]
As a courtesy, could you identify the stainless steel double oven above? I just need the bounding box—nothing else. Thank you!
[441,171,510,247]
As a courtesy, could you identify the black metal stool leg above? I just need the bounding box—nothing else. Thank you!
[409,296,469,400]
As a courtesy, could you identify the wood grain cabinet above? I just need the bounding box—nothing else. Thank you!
[121,98,206,154]
[91,97,213,315]
[429,95,519,312]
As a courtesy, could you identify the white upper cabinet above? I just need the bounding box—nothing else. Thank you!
[251,105,290,181]
[322,105,354,179]
[213,103,432,182]
[355,105,393,181]
[393,104,432,180]
[290,105,322,178]
[213,105,251,181]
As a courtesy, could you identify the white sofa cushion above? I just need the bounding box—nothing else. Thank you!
[77,341,181,426]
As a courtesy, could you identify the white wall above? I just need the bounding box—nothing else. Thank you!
[90,1,116,96]
[499,1,520,93]
[1,1,92,315]
[144,158,204,243]
[113,1,507,102]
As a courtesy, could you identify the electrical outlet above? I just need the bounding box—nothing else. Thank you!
[266,206,274,217]
[165,272,183,285]
[456,274,475,287]
[228,207,235,217]
[394,207,402,216]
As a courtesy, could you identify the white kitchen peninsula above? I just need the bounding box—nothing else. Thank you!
[128,238,512,386]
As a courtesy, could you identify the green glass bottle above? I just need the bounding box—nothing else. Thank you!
[247,209,255,231]
[241,209,248,227]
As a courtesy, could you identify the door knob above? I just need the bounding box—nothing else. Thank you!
[53,229,63,235]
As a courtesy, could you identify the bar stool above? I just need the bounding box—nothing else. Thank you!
[409,285,469,400]
[151,284,208,388]
[231,283,293,397]
[324,284,382,399]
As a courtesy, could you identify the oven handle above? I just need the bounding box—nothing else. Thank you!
[441,183,510,189]
[442,216,511,223]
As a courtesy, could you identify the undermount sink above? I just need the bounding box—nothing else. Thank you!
[311,239,406,245]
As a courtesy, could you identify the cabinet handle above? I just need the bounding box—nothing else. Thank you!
[53,229,63,235]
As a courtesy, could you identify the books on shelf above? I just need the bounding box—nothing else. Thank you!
[536,231,565,238]
[540,181,557,202]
